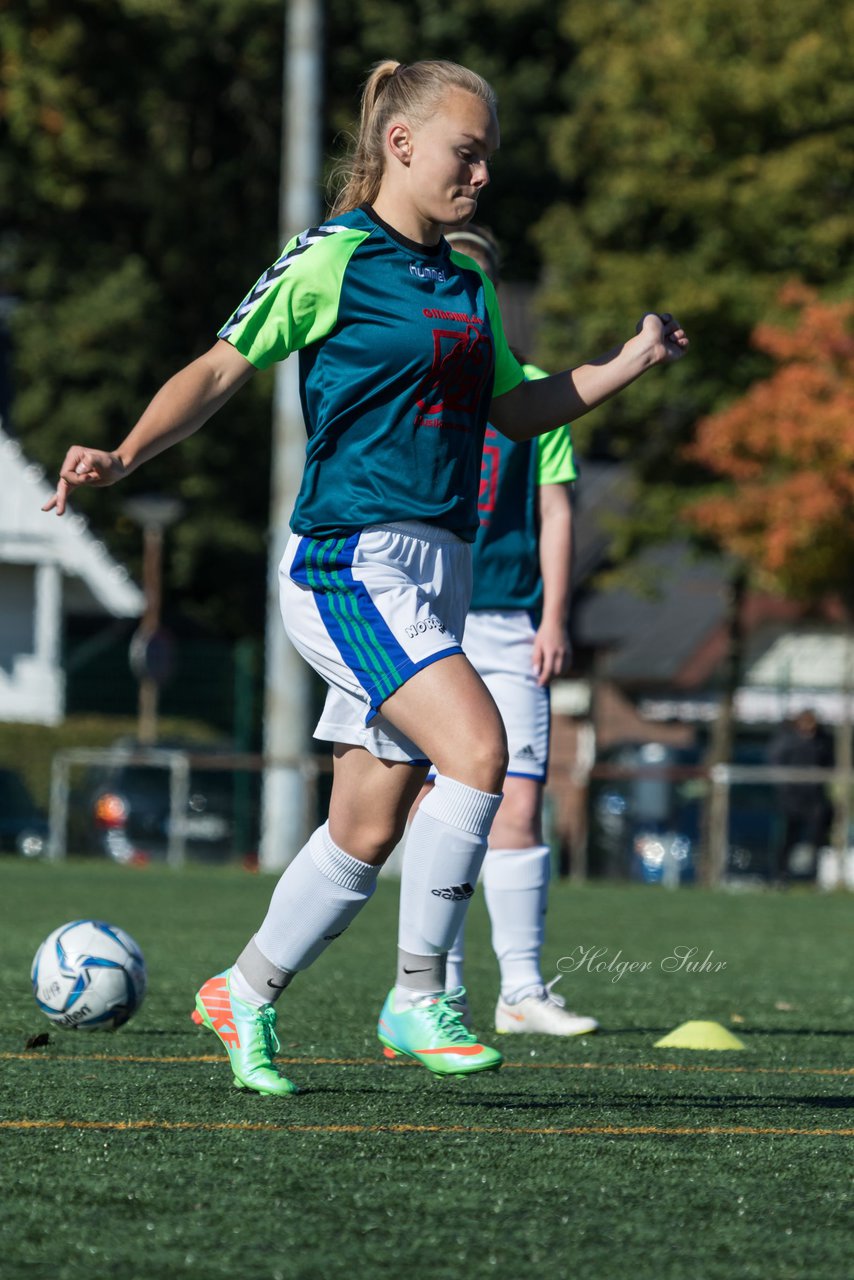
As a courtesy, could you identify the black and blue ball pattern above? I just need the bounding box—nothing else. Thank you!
[31,920,147,1031]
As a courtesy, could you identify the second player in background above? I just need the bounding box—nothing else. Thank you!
[413,223,598,1037]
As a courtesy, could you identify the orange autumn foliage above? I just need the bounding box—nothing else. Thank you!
[684,285,854,603]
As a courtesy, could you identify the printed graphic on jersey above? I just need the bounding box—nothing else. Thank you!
[220,207,523,541]
[414,324,494,431]
[479,428,501,523]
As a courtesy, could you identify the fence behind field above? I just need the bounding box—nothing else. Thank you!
[582,760,853,887]
[46,748,853,887]
[48,746,329,868]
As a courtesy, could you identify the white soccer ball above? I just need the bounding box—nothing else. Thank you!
[31,919,147,1030]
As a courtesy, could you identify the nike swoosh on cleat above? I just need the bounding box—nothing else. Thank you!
[416,1044,488,1056]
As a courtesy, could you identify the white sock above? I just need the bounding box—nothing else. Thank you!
[483,844,550,1003]
[231,823,379,1006]
[445,916,467,991]
[396,774,501,1008]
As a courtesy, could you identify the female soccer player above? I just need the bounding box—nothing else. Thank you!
[422,223,598,1036]
[44,59,688,1096]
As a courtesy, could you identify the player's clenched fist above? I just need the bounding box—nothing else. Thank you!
[42,447,127,516]
[635,312,690,365]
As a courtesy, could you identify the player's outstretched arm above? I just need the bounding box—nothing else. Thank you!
[491,313,688,443]
[43,339,255,515]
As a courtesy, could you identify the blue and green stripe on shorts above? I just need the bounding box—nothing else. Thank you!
[291,534,432,723]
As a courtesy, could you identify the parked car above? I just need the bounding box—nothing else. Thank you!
[67,739,260,866]
[0,767,49,858]
[587,740,780,883]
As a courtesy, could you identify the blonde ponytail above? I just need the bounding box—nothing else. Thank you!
[331,60,496,215]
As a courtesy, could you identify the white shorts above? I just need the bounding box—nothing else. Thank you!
[462,610,551,781]
[279,521,472,763]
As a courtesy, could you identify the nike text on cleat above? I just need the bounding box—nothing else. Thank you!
[494,977,599,1037]
[377,987,502,1076]
[193,970,298,1096]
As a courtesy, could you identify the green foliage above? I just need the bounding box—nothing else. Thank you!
[324,0,575,275]
[4,0,577,636]
[685,288,854,608]
[3,0,853,631]
[535,0,854,497]
[2,0,283,635]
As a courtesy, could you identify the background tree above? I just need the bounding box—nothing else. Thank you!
[3,0,853,638]
[2,0,285,634]
[684,284,854,858]
[535,0,854,552]
[1,0,573,636]
[684,284,854,610]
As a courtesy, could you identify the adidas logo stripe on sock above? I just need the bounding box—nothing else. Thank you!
[430,882,475,901]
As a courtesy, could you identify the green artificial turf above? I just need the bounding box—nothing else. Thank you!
[1,860,851,1280]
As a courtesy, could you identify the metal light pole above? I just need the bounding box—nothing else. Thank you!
[259,0,323,871]
[124,495,183,745]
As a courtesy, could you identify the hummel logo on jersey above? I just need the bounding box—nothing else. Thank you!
[515,745,537,760]
[405,616,447,639]
[409,262,447,283]
[431,882,475,901]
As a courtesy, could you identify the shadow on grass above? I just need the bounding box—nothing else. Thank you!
[577,1026,854,1038]
[731,1027,854,1038]
[442,1090,854,1115]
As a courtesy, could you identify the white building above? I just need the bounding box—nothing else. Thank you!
[0,424,143,724]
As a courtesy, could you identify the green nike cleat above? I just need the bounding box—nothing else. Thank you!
[193,970,298,1097]
[378,987,503,1077]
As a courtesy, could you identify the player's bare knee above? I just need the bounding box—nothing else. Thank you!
[440,735,508,794]
[479,731,509,792]
[492,784,541,846]
[328,809,407,864]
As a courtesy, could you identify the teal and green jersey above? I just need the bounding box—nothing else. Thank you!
[218,205,524,541]
[470,364,576,613]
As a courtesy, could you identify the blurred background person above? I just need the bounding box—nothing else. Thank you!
[767,709,835,884]
[413,223,598,1036]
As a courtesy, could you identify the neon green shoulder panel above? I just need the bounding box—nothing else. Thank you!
[219,227,371,370]
[524,364,577,483]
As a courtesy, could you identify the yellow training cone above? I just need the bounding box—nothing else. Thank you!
[654,1021,746,1051]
